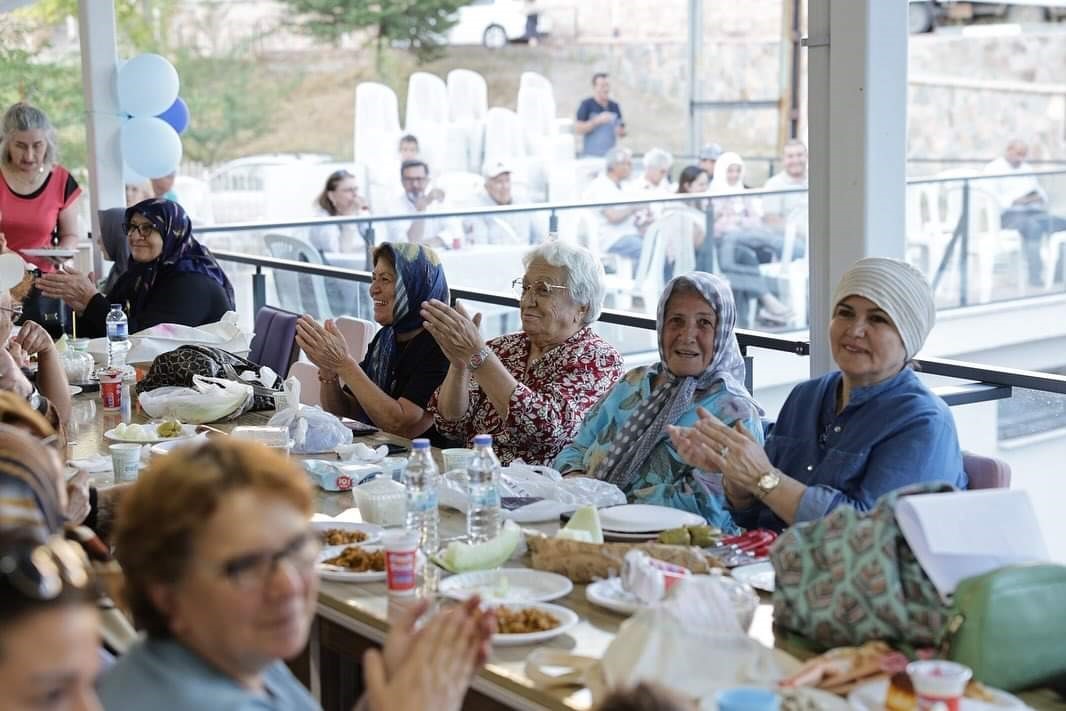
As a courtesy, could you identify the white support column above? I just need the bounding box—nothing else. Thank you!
[77,0,123,261]
[807,0,908,376]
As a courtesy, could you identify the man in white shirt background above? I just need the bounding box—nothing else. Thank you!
[762,139,809,244]
[463,160,542,245]
[628,148,674,194]
[381,159,460,246]
[983,139,1066,287]
[581,147,646,266]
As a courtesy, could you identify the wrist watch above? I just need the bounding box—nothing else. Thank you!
[26,387,44,414]
[468,345,492,370]
[756,469,782,498]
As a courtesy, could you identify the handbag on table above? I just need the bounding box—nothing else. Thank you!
[136,345,281,412]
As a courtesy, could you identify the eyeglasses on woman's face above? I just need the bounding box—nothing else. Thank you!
[0,537,92,601]
[512,278,569,300]
[123,221,157,238]
[208,531,320,592]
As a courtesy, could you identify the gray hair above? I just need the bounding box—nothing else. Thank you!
[522,241,606,326]
[643,148,673,172]
[0,103,57,168]
[604,147,632,172]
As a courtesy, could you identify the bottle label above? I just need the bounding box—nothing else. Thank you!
[470,487,500,510]
[408,490,438,513]
[107,323,128,340]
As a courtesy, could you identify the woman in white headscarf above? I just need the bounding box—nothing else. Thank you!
[708,152,794,325]
[670,257,967,532]
[556,272,763,531]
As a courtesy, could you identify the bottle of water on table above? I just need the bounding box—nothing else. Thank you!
[404,438,440,561]
[105,304,130,369]
[466,434,501,543]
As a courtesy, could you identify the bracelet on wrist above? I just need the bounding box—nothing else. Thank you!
[317,371,339,384]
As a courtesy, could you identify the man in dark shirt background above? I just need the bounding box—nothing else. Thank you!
[575,73,626,157]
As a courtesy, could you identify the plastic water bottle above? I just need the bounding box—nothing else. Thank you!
[466,434,501,543]
[105,304,130,369]
[404,438,439,560]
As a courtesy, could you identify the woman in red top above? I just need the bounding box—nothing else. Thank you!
[0,103,81,274]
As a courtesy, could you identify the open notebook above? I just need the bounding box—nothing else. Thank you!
[896,489,1049,599]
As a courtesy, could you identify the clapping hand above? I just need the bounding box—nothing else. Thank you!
[13,320,54,357]
[295,315,350,375]
[420,299,484,369]
[36,266,98,313]
[668,406,771,497]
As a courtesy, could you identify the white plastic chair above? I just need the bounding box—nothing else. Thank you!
[354,82,402,201]
[943,185,1025,302]
[289,361,322,406]
[264,233,335,321]
[446,69,487,173]
[519,71,552,94]
[405,72,448,127]
[334,316,377,362]
[483,107,526,165]
[759,207,809,329]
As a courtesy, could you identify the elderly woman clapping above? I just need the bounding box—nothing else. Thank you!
[555,273,763,531]
[422,241,624,465]
[670,257,966,532]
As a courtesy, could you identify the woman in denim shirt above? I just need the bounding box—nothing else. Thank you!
[670,257,966,532]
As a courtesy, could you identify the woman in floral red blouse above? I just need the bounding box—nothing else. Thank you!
[421,241,623,465]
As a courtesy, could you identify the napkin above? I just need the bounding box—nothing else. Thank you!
[335,442,387,463]
[896,489,1050,599]
[68,455,113,473]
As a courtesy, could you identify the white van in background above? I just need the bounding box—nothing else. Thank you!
[910,0,1066,32]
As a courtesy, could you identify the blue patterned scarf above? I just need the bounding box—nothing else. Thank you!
[596,272,762,490]
[109,198,235,322]
[363,243,449,392]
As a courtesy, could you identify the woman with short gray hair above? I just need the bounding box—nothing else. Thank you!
[422,240,624,465]
[0,103,82,274]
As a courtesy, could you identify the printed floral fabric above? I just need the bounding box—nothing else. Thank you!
[555,366,763,532]
[430,326,623,466]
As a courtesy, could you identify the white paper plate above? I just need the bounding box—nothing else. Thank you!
[598,504,706,534]
[311,521,384,547]
[585,577,642,615]
[730,561,775,592]
[848,678,1029,711]
[316,544,388,582]
[440,569,573,604]
[491,602,579,646]
[150,433,209,456]
[105,423,198,444]
[20,248,78,258]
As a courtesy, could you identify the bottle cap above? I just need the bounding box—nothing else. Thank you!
[411,438,430,449]
[473,434,493,446]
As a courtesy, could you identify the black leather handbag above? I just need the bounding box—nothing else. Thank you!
[136,345,281,411]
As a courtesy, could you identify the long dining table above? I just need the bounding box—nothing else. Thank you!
[68,391,1066,711]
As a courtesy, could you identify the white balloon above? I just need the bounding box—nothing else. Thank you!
[117,53,179,117]
[121,117,182,179]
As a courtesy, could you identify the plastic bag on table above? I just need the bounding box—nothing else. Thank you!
[88,311,252,364]
[137,375,254,424]
[438,460,626,522]
[268,377,352,454]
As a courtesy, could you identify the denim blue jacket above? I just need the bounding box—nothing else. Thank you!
[732,368,967,532]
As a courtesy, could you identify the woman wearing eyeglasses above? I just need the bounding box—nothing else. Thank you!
[297,242,451,442]
[35,198,234,338]
[100,437,494,711]
[421,240,624,465]
[308,169,369,256]
[0,534,103,711]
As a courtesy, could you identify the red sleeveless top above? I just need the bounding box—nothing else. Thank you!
[0,165,81,272]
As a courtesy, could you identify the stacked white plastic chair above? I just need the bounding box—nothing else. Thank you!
[447,69,488,174]
[404,72,450,179]
[483,107,532,197]
[354,82,402,207]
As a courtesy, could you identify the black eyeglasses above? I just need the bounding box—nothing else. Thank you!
[123,222,156,238]
[0,303,22,323]
[207,531,320,592]
[0,536,91,601]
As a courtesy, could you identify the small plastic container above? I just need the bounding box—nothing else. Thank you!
[352,477,407,526]
[98,369,123,411]
[230,426,292,456]
[110,442,141,483]
[383,529,420,596]
[441,447,475,472]
[906,660,972,711]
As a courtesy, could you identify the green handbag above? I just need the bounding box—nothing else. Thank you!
[944,563,1066,692]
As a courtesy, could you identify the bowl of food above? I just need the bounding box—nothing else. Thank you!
[490,602,579,646]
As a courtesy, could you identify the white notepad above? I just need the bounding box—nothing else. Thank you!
[896,489,1049,599]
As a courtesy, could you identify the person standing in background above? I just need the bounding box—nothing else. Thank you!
[0,103,81,275]
[150,171,178,202]
[575,73,625,158]
[525,0,541,46]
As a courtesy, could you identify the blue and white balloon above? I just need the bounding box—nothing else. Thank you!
[117,53,179,118]
[121,117,182,179]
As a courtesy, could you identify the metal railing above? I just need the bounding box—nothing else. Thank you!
[211,249,1066,407]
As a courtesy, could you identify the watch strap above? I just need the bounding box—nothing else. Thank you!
[468,345,492,370]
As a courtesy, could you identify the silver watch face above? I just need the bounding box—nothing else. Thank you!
[759,471,780,492]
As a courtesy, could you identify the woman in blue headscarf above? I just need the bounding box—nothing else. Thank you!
[555,272,764,531]
[297,242,450,441]
[38,198,234,337]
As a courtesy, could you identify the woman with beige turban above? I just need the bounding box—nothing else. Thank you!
[669,257,966,531]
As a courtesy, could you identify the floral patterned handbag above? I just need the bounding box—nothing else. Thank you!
[769,482,955,650]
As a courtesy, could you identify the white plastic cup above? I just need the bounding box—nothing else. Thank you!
[441,447,475,472]
[906,660,973,711]
[110,443,142,483]
[383,530,420,596]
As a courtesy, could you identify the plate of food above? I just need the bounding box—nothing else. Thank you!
[150,433,210,456]
[105,420,196,444]
[490,602,579,646]
[440,569,573,604]
[310,521,384,548]
[316,544,388,582]
[730,561,775,593]
[848,675,1028,711]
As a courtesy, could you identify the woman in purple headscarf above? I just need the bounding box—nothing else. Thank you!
[38,198,234,337]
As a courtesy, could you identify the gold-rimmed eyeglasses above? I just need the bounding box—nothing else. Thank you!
[512,279,569,300]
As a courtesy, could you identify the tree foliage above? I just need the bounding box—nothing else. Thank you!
[278,0,467,63]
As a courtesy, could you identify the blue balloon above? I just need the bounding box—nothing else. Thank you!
[156,97,189,135]
[117,53,179,118]
[121,117,182,179]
